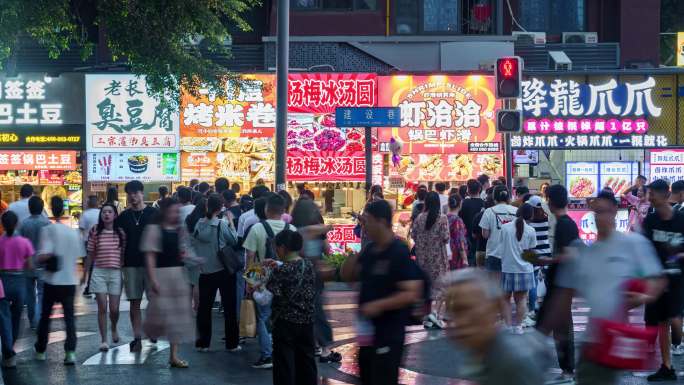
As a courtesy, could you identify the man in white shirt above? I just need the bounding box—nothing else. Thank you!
[479,186,518,280]
[78,195,101,241]
[9,184,47,224]
[435,182,449,215]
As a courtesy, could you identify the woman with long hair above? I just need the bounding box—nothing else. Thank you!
[411,191,450,329]
[141,198,198,368]
[499,203,537,334]
[83,203,126,351]
[184,196,207,311]
[446,194,469,270]
[192,194,240,352]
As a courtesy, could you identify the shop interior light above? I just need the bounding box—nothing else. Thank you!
[430,75,447,83]
[392,75,410,83]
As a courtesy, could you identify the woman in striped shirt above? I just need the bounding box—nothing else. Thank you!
[524,195,551,322]
[84,203,126,352]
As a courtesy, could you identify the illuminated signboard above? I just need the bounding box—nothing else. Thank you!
[649,149,684,184]
[511,133,668,149]
[0,150,77,171]
[89,152,180,182]
[86,74,179,152]
[0,73,84,149]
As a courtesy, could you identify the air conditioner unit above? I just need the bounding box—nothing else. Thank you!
[512,31,546,45]
[562,32,598,44]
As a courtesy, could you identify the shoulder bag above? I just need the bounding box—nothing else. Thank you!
[217,220,242,274]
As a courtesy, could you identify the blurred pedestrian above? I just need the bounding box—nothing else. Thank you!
[141,198,197,368]
[192,194,240,353]
[446,194,468,270]
[479,185,517,281]
[0,211,34,368]
[478,174,491,200]
[237,185,270,243]
[79,195,101,241]
[435,182,449,214]
[523,195,551,325]
[9,185,41,223]
[411,192,450,329]
[231,182,241,195]
[278,190,293,224]
[198,182,211,197]
[83,204,125,351]
[460,180,485,266]
[457,185,468,199]
[178,187,195,225]
[222,189,242,229]
[268,230,317,385]
[35,196,85,365]
[512,186,529,208]
[672,180,684,212]
[153,186,170,209]
[185,197,207,312]
[499,204,537,334]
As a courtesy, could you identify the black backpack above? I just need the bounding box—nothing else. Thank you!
[260,220,279,261]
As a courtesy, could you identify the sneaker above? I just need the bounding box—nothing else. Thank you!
[1,356,16,368]
[226,346,242,353]
[252,357,273,369]
[673,344,684,356]
[522,316,536,328]
[35,351,47,361]
[64,351,76,366]
[129,338,142,353]
[647,365,676,382]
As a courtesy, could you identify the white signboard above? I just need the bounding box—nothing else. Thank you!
[86,74,179,152]
[649,149,684,184]
[88,152,180,182]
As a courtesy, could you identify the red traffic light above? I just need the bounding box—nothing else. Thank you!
[495,56,522,99]
[498,58,517,79]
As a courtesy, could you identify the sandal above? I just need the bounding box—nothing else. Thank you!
[319,351,342,363]
[169,359,189,369]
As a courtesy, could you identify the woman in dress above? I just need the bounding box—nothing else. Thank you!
[499,203,537,334]
[83,204,126,351]
[142,198,199,368]
[411,191,450,329]
[446,194,469,270]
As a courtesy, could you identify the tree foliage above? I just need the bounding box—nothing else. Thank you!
[0,0,259,107]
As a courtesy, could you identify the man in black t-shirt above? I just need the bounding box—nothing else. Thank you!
[459,179,485,266]
[115,180,158,352]
[340,200,422,385]
[536,184,578,381]
[643,180,684,381]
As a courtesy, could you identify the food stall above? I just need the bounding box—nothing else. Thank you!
[0,73,85,223]
[85,74,180,205]
[377,74,504,208]
[180,74,275,191]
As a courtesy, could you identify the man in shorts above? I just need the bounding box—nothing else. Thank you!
[115,180,158,352]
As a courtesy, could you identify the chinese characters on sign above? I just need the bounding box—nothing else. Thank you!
[468,142,501,153]
[326,224,361,247]
[288,75,376,111]
[86,75,179,152]
[568,210,630,244]
[510,134,668,149]
[286,151,366,181]
[524,118,648,135]
[649,149,684,184]
[0,150,77,171]
[378,75,501,154]
[0,79,63,125]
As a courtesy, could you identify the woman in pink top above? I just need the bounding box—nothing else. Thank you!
[623,185,650,232]
[83,203,126,352]
[0,211,34,367]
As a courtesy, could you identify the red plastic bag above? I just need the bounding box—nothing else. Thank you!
[583,319,657,370]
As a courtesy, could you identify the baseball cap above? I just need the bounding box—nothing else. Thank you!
[647,179,670,193]
[527,195,543,208]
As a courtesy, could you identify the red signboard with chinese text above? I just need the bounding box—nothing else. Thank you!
[378,75,501,154]
[288,73,377,114]
[327,224,361,247]
[0,150,77,171]
[286,151,365,182]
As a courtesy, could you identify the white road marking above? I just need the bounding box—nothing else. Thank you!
[83,340,170,365]
[14,331,95,353]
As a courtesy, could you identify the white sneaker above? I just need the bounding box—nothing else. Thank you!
[513,326,525,335]
[427,313,445,329]
[673,344,684,356]
[522,316,536,328]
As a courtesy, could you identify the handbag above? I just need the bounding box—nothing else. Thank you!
[216,220,242,274]
[239,299,257,338]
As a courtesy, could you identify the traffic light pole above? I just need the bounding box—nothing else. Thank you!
[504,99,513,191]
[274,0,289,192]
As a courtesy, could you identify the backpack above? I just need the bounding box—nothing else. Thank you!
[260,220,279,261]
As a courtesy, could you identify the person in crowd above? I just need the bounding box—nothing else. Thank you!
[141,198,197,368]
[411,187,428,221]
[367,185,383,203]
[18,197,50,330]
[83,203,126,352]
[198,182,211,197]
[240,194,254,214]
[223,189,242,229]
[189,179,200,191]
[535,184,578,382]
[278,190,293,224]
[231,182,241,195]
[243,194,297,369]
[0,211,34,368]
[336,199,422,385]
[267,229,317,385]
[185,197,207,312]
[523,195,551,326]
[479,185,518,281]
[215,177,230,195]
[290,198,340,364]
[35,196,85,365]
[434,182,449,214]
[544,189,664,385]
[457,185,467,199]
[237,185,270,242]
[624,183,650,232]
[115,180,158,352]
[178,186,195,225]
[446,194,468,270]
[539,182,550,199]
[641,180,684,381]
[243,194,275,243]
[106,186,124,213]
[635,174,648,189]
[192,194,240,353]
[9,184,42,223]
[411,192,450,329]
[79,195,101,242]
[153,186,170,209]
[256,178,265,186]
[512,186,530,208]
[672,180,684,212]
[443,269,548,385]
[472,197,494,269]
[499,204,537,334]
[460,179,485,266]
[478,174,491,200]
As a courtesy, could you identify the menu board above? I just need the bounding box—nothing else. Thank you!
[512,150,539,165]
[88,153,180,182]
[599,162,638,196]
[568,209,630,244]
[566,162,599,199]
[181,152,273,182]
[649,149,684,184]
[393,153,503,182]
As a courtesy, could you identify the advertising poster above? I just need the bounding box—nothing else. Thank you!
[599,162,638,196]
[0,150,77,171]
[568,209,629,244]
[89,152,180,182]
[86,74,179,152]
[393,153,503,182]
[377,75,501,154]
[649,149,684,184]
[512,150,539,165]
[566,162,599,199]
[180,152,273,182]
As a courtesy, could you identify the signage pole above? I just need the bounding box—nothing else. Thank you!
[365,126,372,192]
[504,99,513,190]
[274,0,289,191]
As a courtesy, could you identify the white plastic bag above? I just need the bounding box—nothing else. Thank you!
[536,277,547,298]
[253,288,273,306]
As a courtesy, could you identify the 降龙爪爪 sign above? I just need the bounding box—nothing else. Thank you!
[510,134,667,149]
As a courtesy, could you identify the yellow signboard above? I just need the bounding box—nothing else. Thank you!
[678,32,684,66]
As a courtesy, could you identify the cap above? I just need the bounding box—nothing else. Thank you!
[527,195,543,208]
[647,179,670,193]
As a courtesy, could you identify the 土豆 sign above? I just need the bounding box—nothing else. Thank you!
[335,107,401,127]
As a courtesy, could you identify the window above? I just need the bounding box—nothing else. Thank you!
[292,0,377,10]
[423,0,459,32]
[518,0,585,34]
[396,0,496,35]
